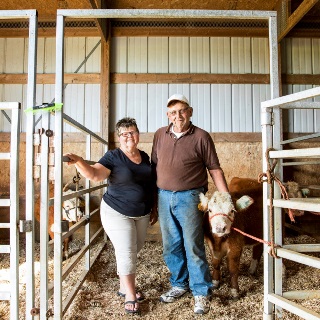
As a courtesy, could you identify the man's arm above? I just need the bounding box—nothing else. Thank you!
[208,168,229,192]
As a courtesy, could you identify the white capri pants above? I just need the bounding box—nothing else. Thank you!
[100,199,150,275]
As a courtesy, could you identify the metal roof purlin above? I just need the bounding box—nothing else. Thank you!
[56,9,277,19]
[0,9,37,19]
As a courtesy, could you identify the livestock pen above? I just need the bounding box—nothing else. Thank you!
[1,6,320,320]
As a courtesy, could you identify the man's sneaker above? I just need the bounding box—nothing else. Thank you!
[194,295,210,314]
[159,287,189,303]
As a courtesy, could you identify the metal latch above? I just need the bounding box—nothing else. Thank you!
[19,220,32,232]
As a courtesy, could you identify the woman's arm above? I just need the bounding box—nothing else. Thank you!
[64,153,110,182]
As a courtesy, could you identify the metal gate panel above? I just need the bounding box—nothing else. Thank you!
[261,86,320,320]
[0,102,20,320]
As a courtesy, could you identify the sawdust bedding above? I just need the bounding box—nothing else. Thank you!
[0,235,319,320]
[64,235,320,320]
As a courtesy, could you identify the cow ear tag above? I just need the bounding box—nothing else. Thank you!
[235,195,254,210]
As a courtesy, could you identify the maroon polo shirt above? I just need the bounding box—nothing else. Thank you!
[151,123,222,192]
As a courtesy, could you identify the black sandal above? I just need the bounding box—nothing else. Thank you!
[117,290,145,301]
[124,300,140,314]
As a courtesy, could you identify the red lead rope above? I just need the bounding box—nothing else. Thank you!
[209,212,275,247]
[232,227,275,247]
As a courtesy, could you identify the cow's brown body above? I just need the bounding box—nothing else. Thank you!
[34,183,84,259]
[203,177,263,299]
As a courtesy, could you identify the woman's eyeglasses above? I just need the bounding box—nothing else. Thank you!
[119,131,139,137]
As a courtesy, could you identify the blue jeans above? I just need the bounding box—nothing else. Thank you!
[158,188,212,297]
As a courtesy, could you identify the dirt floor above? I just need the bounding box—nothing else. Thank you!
[0,235,319,320]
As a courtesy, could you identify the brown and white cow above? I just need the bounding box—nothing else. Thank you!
[199,177,263,300]
[34,183,85,260]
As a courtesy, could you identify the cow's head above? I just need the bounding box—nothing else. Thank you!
[62,189,85,222]
[199,191,254,237]
[284,181,310,218]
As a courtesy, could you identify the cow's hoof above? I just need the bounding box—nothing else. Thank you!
[248,259,258,275]
[230,288,239,300]
[212,280,220,289]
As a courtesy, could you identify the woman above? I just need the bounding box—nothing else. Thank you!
[65,117,157,314]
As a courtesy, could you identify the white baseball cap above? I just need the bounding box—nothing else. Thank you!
[167,94,190,108]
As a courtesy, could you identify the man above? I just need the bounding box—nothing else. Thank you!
[151,93,229,314]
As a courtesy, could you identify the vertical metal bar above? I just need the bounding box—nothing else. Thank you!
[263,14,281,320]
[25,11,38,320]
[262,108,274,320]
[85,135,91,270]
[54,13,65,320]
[269,14,283,320]
[40,112,50,319]
[103,145,108,242]
[10,103,21,320]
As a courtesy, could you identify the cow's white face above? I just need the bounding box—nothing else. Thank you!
[62,190,85,222]
[199,192,235,236]
[199,191,254,237]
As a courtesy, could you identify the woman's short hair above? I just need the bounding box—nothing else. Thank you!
[116,117,139,136]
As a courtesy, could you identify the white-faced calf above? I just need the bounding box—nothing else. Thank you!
[199,177,263,300]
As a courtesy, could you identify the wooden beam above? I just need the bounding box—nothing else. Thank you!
[86,0,108,43]
[278,0,319,41]
[100,20,111,144]
[111,73,270,84]
[112,27,268,38]
[0,73,100,84]
[0,28,100,38]
[2,73,320,86]
[282,74,320,85]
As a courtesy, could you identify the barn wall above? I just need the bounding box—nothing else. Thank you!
[0,37,101,133]
[281,38,320,133]
[110,36,271,132]
[1,36,319,134]
[1,35,319,241]
[110,36,320,133]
